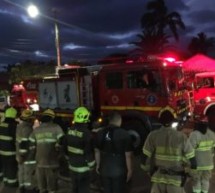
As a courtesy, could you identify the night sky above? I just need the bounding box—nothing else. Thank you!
[0,0,215,68]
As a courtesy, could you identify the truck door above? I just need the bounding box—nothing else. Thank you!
[125,70,162,117]
[99,71,125,109]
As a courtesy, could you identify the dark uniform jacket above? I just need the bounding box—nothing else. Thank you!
[0,118,18,156]
[64,123,95,173]
[95,125,132,177]
[16,121,35,164]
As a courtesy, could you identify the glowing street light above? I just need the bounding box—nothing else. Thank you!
[27,5,39,18]
[27,4,61,68]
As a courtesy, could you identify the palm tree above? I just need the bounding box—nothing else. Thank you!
[130,30,174,57]
[141,0,185,41]
[188,32,215,55]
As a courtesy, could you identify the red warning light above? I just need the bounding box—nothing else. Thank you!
[126,60,134,64]
[164,57,176,62]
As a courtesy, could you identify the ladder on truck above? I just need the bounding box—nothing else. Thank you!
[80,75,94,109]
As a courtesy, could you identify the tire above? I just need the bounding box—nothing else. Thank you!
[122,119,149,155]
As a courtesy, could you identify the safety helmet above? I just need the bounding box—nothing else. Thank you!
[73,107,90,123]
[5,107,17,119]
[20,109,33,120]
[42,109,55,118]
[159,111,175,126]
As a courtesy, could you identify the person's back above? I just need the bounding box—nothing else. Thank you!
[64,106,95,193]
[95,112,133,193]
[189,120,215,193]
[66,122,95,172]
[190,123,215,170]
[97,125,131,177]
[0,107,18,188]
[149,127,191,170]
[32,121,64,167]
[141,113,196,193]
[29,109,64,193]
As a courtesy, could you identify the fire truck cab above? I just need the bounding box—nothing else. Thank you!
[98,57,190,145]
[192,72,215,120]
[10,79,41,111]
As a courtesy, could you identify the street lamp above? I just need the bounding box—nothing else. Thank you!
[27,4,61,68]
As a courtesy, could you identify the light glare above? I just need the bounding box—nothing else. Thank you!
[27,5,39,18]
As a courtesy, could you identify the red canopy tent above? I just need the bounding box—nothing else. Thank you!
[182,54,215,72]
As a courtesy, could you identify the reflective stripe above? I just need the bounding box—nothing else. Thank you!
[3,177,18,184]
[57,133,64,139]
[24,160,36,165]
[37,138,57,143]
[156,147,180,154]
[69,165,90,173]
[151,176,181,186]
[19,149,27,153]
[20,138,29,141]
[23,182,31,186]
[196,140,214,151]
[140,164,150,171]
[143,148,152,157]
[88,160,95,167]
[193,189,201,193]
[68,146,84,154]
[197,165,214,170]
[185,151,195,159]
[0,150,16,156]
[0,123,8,127]
[68,130,83,138]
[0,135,13,141]
[29,138,35,143]
[155,154,182,161]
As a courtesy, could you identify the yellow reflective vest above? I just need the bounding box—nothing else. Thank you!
[189,128,215,170]
[142,126,195,187]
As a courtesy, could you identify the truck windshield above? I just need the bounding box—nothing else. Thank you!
[127,70,161,92]
[196,77,214,89]
[11,91,22,97]
[166,68,185,91]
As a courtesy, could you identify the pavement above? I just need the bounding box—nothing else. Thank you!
[1,160,215,193]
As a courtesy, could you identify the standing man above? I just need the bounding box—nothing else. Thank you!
[63,106,95,193]
[29,109,64,193]
[95,112,133,193]
[16,109,37,193]
[0,107,18,187]
[141,112,197,193]
[189,113,215,193]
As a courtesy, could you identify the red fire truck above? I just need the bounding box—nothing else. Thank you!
[36,56,190,151]
[10,79,42,111]
[190,72,215,120]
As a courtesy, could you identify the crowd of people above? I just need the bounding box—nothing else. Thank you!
[0,105,214,193]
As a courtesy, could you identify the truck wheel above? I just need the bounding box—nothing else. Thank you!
[122,119,149,155]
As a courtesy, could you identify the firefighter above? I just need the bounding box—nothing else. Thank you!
[29,109,64,193]
[189,115,215,193]
[95,112,133,193]
[16,109,37,193]
[63,106,95,193]
[141,112,197,193]
[0,107,18,188]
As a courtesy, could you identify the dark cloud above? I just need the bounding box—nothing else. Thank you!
[0,0,215,66]
[188,10,215,24]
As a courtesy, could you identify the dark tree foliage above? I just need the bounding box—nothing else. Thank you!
[130,0,185,58]
[97,53,128,65]
[7,60,56,84]
[141,0,185,41]
[130,30,174,57]
[188,32,215,56]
